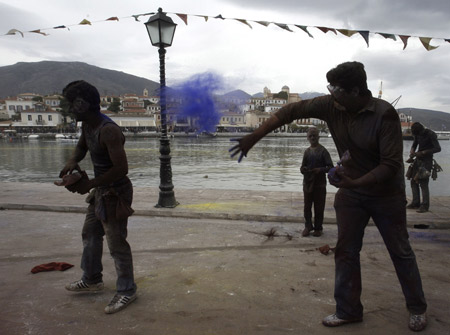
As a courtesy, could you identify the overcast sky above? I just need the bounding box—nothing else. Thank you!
[1,0,449,113]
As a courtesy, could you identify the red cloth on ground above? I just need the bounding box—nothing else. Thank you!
[31,262,74,274]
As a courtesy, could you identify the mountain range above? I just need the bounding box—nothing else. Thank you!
[1,61,449,130]
[0,61,160,97]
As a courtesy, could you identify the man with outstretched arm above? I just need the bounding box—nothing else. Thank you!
[230,62,427,332]
[59,80,137,314]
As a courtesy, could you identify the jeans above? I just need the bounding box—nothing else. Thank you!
[80,180,136,296]
[333,189,427,319]
[303,186,326,231]
[410,178,430,210]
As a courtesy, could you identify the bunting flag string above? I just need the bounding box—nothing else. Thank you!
[2,10,448,51]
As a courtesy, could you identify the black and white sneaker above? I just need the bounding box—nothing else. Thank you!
[409,313,427,332]
[104,293,137,314]
[65,280,104,292]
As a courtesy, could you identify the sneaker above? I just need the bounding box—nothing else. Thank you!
[406,203,420,209]
[312,230,323,237]
[416,207,428,213]
[322,314,363,327]
[301,227,312,237]
[65,280,104,292]
[105,293,137,314]
[409,313,427,331]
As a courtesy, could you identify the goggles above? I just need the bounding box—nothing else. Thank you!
[327,84,346,98]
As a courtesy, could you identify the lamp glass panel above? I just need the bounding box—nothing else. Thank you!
[160,21,176,46]
[146,21,160,45]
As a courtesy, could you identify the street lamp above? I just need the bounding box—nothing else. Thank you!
[145,8,178,208]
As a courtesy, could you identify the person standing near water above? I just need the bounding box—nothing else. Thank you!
[300,127,333,237]
[59,80,137,314]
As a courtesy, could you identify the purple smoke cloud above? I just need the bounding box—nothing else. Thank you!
[170,72,224,133]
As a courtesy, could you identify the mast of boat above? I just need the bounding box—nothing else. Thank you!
[378,81,383,99]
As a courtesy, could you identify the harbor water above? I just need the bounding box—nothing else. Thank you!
[1,136,449,196]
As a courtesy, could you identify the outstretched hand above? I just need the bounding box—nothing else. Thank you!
[229,138,246,163]
[229,135,257,163]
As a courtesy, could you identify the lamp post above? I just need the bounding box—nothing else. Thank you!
[145,8,178,208]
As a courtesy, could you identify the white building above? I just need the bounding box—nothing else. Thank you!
[43,95,61,109]
[19,103,65,127]
[5,97,34,118]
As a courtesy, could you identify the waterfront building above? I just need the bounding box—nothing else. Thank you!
[5,96,34,118]
[15,103,70,132]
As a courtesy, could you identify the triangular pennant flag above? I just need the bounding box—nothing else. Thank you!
[6,29,24,37]
[446,39,450,43]
[54,25,70,30]
[30,29,49,36]
[316,27,337,34]
[255,21,270,27]
[235,19,252,29]
[106,17,119,21]
[215,14,225,20]
[358,30,370,47]
[376,32,397,41]
[399,35,410,50]
[79,19,92,25]
[337,29,358,37]
[274,23,293,32]
[132,12,154,22]
[195,15,209,22]
[132,14,142,21]
[419,37,439,51]
[176,13,188,25]
[295,25,313,38]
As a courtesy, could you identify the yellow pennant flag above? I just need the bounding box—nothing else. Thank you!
[235,19,252,29]
[195,15,209,22]
[337,29,358,37]
[419,37,439,51]
[30,29,49,36]
[316,27,337,34]
[79,19,92,25]
[255,21,270,27]
[6,28,24,37]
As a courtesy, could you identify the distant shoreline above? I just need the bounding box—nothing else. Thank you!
[5,132,448,140]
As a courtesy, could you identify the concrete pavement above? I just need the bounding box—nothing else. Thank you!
[1,182,450,335]
[1,181,450,228]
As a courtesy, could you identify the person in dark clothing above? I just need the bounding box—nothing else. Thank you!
[230,62,427,332]
[406,122,441,213]
[300,127,333,237]
[59,80,137,314]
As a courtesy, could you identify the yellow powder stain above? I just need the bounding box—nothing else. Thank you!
[179,202,245,211]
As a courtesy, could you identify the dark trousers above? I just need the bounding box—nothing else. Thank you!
[80,182,136,296]
[410,178,430,210]
[303,186,326,231]
[333,189,427,319]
